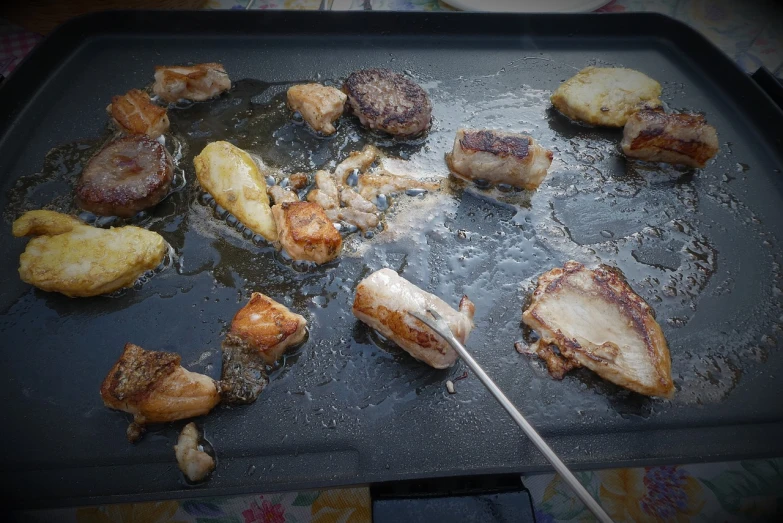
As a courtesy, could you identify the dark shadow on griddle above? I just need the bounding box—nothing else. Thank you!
[573,369,656,419]
[545,106,623,142]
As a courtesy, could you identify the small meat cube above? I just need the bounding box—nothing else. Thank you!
[272,201,342,264]
[175,422,215,483]
[448,129,553,190]
[228,292,308,365]
[268,185,299,205]
[287,83,347,135]
[551,66,662,127]
[107,89,170,138]
[621,110,719,168]
[153,63,231,103]
[288,172,310,191]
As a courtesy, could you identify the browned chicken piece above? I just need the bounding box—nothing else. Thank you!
[288,172,310,191]
[272,201,343,264]
[153,63,231,103]
[447,129,553,190]
[339,208,379,231]
[268,185,300,205]
[221,292,307,405]
[353,268,475,369]
[621,110,719,168]
[175,422,215,483]
[100,343,220,442]
[287,83,347,135]
[106,89,170,139]
[357,171,440,201]
[343,69,432,136]
[521,261,674,398]
[334,145,380,185]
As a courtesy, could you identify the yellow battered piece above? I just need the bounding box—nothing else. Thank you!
[193,141,277,242]
[13,210,166,297]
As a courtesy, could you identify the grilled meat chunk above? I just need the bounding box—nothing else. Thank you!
[272,201,342,264]
[621,110,719,167]
[521,261,674,398]
[352,268,475,369]
[343,69,432,136]
[268,185,300,205]
[551,66,662,127]
[107,89,169,139]
[153,63,231,103]
[76,135,174,218]
[193,141,277,241]
[100,343,220,441]
[334,145,380,185]
[447,129,553,190]
[13,210,166,297]
[287,83,346,135]
[220,293,307,404]
[175,422,215,483]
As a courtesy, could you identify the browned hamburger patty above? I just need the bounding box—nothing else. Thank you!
[76,135,174,218]
[342,69,432,137]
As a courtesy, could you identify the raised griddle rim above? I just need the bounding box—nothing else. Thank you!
[2,9,783,509]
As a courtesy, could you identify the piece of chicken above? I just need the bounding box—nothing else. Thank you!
[621,110,719,168]
[287,83,347,135]
[106,89,170,138]
[175,423,215,483]
[153,63,231,103]
[194,141,277,241]
[306,170,340,221]
[356,170,440,201]
[13,210,166,298]
[447,129,553,190]
[272,201,342,263]
[221,292,307,404]
[100,343,220,442]
[551,67,662,127]
[521,261,674,398]
[353,268,475,369]
[339,188,379,231]
[268,185,300,205]
[341,188,377,213]
[335,145,380,185]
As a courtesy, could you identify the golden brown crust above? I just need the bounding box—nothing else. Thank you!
[229,292,305,356]
[351,298,446,356]
[459,130,532,161]
[624,110,718,167]
[109,89,168,136]
[274,201,342,263]
[100,343,180,406]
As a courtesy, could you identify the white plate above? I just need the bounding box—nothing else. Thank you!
[440,0,610,13]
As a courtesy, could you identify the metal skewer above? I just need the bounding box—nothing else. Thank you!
[408,308,614,523]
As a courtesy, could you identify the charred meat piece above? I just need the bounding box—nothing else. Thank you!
[220,293,307,404]
[153,63,231,103]
[272,201,343,263]
[551,66,662,127]
[175,422,215,483]
[13,210,166,298]
[621,110,719,167]
[107,89,169,139]
[100,343,220,441]
[352,268,475,369]
[447,129,553,190]
[75,135,174,218]
[287,83,346,135]
[521,261,674,398]
[343,69,432,137]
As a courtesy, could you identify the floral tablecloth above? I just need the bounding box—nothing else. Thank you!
[5,1,783,522]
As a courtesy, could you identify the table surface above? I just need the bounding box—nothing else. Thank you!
[4,1,783,522]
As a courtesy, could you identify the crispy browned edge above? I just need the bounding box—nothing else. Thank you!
[110,89,167,132]
[459,130,532,161]
[99,343,180,405]
[627,110,718,167]
[229,292,303,351]
[281,201,342,258]
[525,261,673,396]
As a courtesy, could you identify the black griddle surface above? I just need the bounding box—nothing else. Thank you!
[1,11,782,507]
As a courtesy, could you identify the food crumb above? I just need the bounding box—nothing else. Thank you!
[446,380,456,394]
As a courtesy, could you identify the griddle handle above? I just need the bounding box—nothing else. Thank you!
[751,67,783,111]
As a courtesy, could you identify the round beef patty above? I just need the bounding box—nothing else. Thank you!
[76,135,174,218]
[343,69,432,137]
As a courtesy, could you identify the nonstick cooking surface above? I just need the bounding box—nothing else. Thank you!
[1,11,782,506]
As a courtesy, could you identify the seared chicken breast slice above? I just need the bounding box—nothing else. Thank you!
[153,63,231,103]
[621,110,719,167]
[353,268,475,369]
[194,141,277,241]
[551,66,662,127]
[13,210,166,297]
[522,261,674,398]
[272,201,342,264]
[287,83,346,135]
[106,89,169,138]
[100,343,220,441]
[175,422,215,483]
[221,292,307,404]
[447,129,553,190]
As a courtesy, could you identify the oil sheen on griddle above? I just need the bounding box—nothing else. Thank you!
[6,70,782,429]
